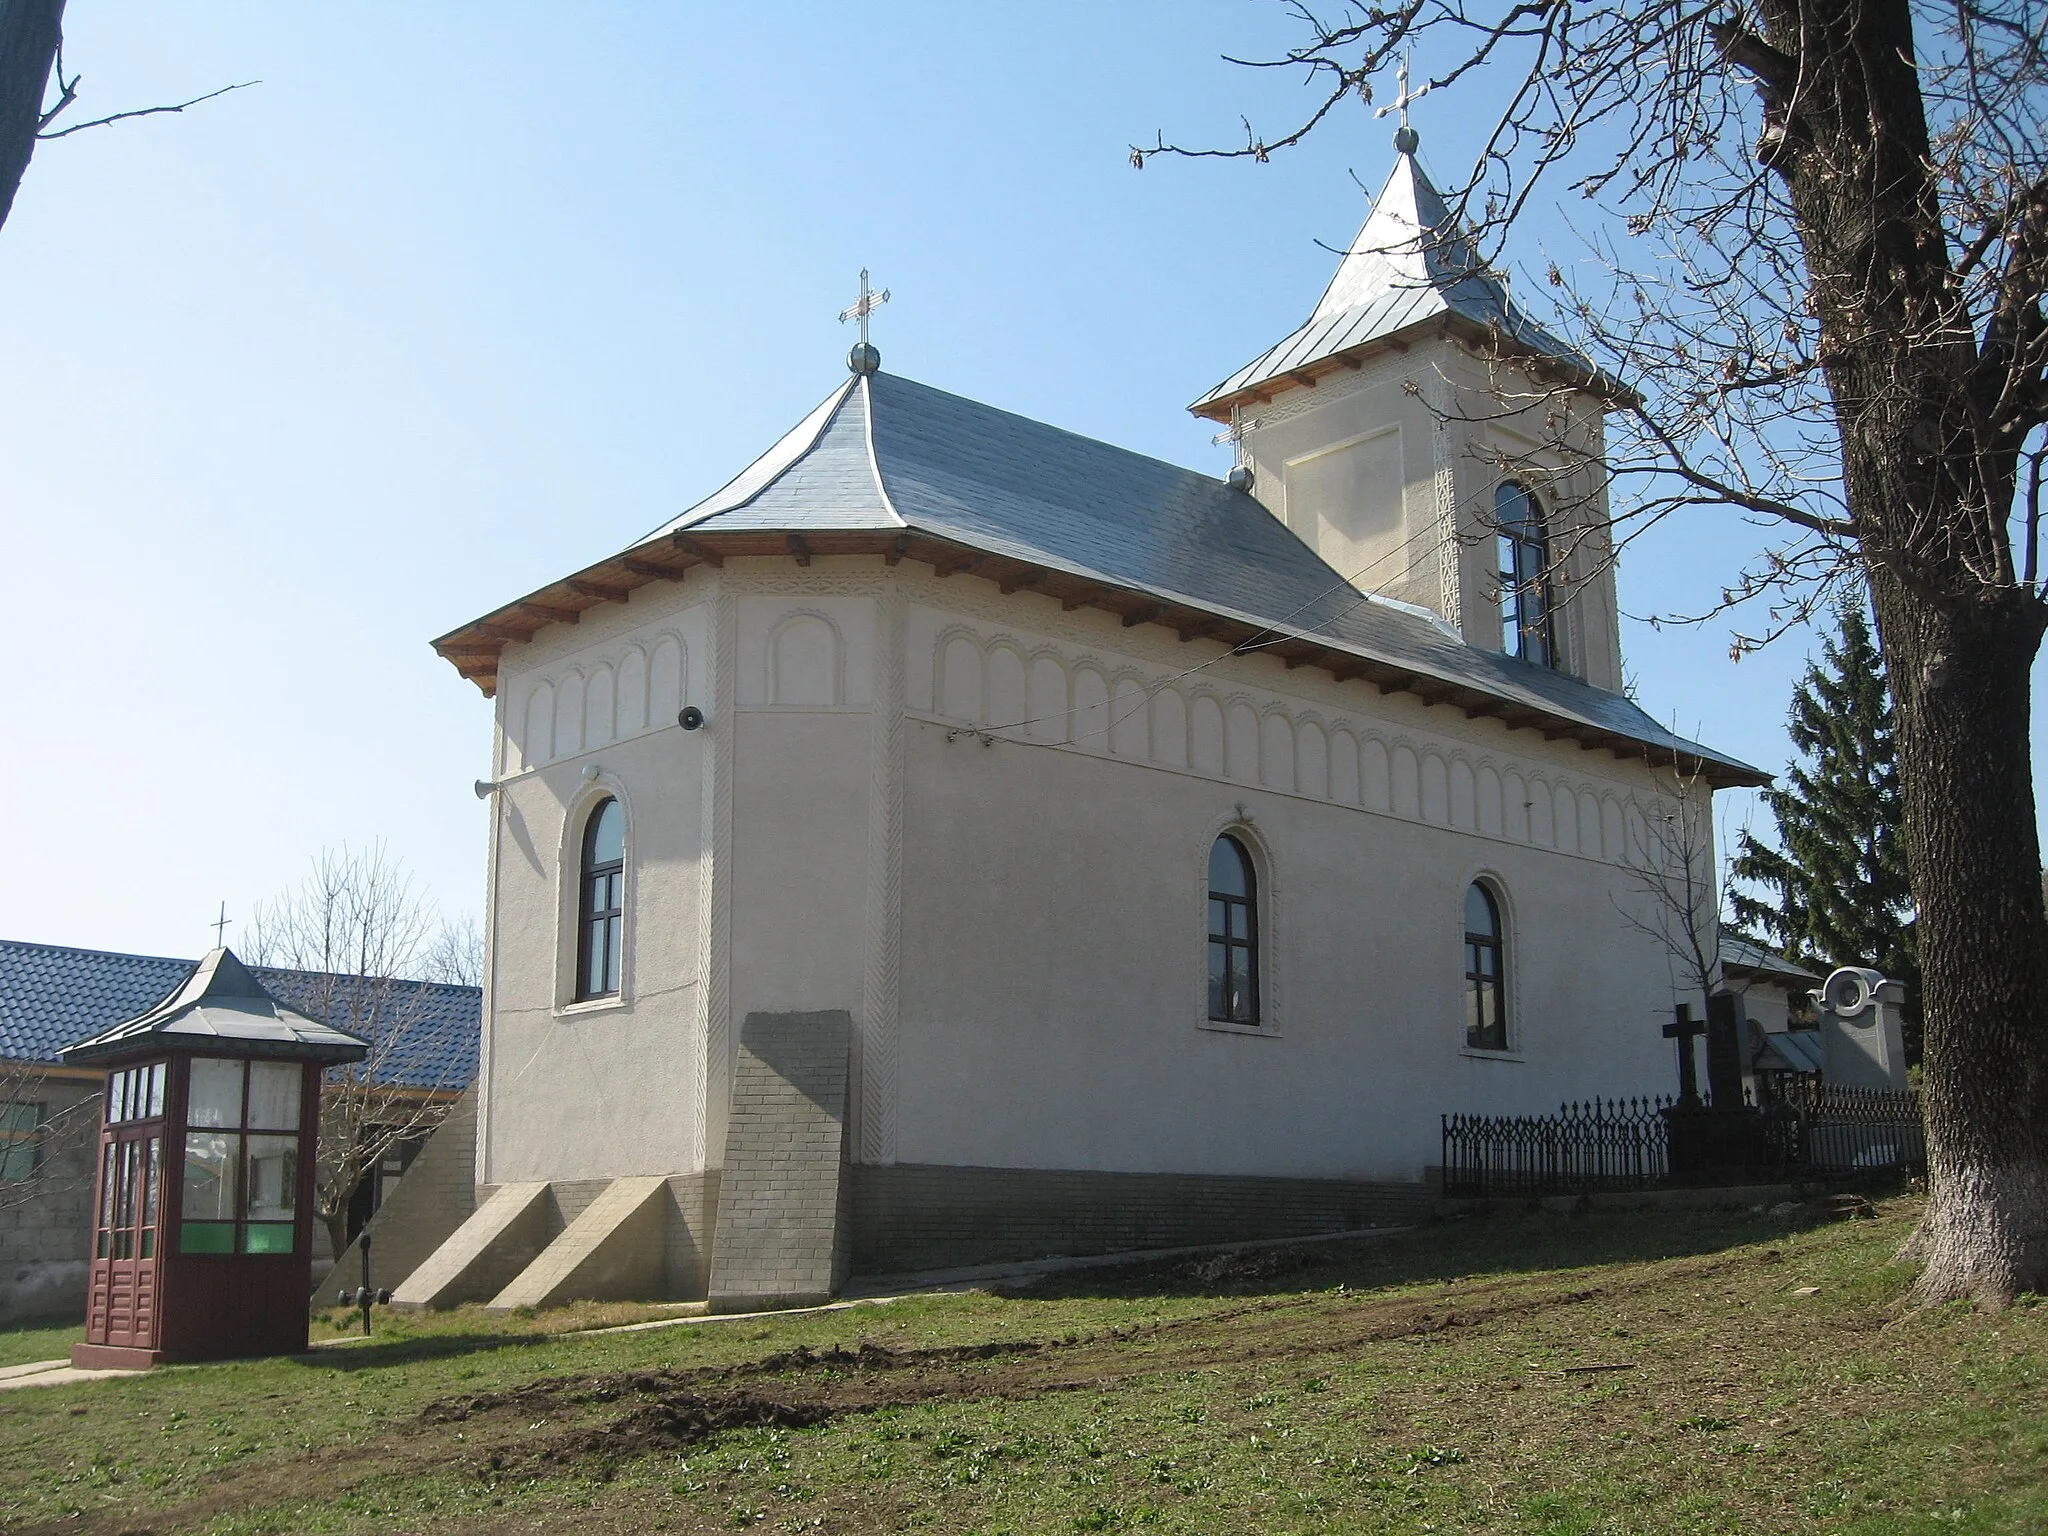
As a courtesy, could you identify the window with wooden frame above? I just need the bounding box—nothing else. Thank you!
[1207,834,1261,1027]
[1495,481,1558,668]
[92,1063,167,1260]
[179,1058,302,1256]
[577,797,625,1000]
[1464,881,1509,1052]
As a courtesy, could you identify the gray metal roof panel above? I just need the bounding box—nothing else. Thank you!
[60,949,367,1065]
[859,373,1754,776]
[1720,934,1824,984]
[563,362,1752,779]
[1756,1028,1825,1075]
[641,377,898,541]
[1193,148,1598,412]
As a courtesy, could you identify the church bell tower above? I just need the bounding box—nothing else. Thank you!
[1190,126,1627,695]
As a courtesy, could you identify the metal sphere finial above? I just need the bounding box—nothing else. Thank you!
[1393,124,1420,154]
[848,341,881,375]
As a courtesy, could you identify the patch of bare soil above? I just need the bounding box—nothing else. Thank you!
[23,1248,1791,1534]
[438,1275,1634,1477]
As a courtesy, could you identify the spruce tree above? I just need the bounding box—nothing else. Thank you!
[1731,602,1920,1058]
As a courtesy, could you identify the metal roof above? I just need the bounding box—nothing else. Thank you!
[1755,1028,1825,1075]
[1720,934,1824,987]
[60,948,368,1066]
[620,369,1759,784]
[1190,143,1602,417]
[1,938,477,1086]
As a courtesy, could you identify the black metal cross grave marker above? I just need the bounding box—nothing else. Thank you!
[1664,1003,1706,1106]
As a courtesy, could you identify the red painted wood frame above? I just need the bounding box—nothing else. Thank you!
[75,1056,322,1369]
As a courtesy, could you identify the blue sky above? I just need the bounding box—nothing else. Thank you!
[0,2,2027,960]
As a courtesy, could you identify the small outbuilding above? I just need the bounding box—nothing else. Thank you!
[60,949,366,1368]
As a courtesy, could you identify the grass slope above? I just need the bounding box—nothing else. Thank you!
[0,1196,2042,1534]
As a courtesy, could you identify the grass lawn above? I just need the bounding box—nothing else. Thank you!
[0,1321,81,1371]
[1,1194,2043,1534]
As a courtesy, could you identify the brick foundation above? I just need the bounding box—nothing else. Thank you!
[849,1163,1431,1276]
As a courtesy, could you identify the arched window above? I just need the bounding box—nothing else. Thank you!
[1463,881,1507,1051]
[1495,482,1556,668]
[1207,834,1260,1026]
[577,798,625,1000]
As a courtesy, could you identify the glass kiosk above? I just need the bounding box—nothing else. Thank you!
[61,949,367,1368]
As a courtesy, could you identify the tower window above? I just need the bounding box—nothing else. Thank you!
[577,798,625,1000]
[1496,482,1557,668]
[1207,834,1261,1026]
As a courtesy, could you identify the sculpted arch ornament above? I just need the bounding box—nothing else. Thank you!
[911,605,1647,869]
[767,609,846,708]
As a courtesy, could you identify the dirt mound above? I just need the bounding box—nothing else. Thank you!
[484,1390,837,1475]
[424,1337,1063,1476]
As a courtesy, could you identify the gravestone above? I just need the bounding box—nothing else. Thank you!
[1704,991,1746,1107]
[1662,1004,1705,1106]
[1811,968,1910,1091]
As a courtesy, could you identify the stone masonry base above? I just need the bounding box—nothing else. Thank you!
[384,1159,1431,1309]
[849,1163,1434,1276]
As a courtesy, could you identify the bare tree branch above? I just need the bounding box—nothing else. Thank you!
[37,77,256,140]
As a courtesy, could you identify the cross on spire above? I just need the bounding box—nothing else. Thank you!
[839,268,890,348]
[1374,49,1431,149]
[211,901,233,948]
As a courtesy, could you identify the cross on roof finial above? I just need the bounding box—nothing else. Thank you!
[840,268,890,375]
[1374,48,1430,151]
[211,901,232,948]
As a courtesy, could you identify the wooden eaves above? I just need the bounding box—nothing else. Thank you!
[430,527,1762,789]
[1188,314,1639,426]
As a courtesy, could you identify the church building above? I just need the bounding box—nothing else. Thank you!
[416,131,1762,1310]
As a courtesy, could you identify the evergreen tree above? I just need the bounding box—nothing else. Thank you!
[1731,602,1920,1057]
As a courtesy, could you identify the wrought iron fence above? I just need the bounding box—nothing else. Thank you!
[1442,1086,1923,1197]
[1777,1082,1928,1174]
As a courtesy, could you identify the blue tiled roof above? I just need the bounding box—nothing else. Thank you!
[0,939,477,1089]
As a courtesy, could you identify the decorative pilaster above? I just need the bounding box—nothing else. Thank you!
[859,577,905,1163]
[1429,371,1464,633]
[695,582,738,1170]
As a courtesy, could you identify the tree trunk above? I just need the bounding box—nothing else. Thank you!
[1872,580,2048,1302]
[0,0,62,235]
[1752,0,2048,1304]
[322,1205,353,1281]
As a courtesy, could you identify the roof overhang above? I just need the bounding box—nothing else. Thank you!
[432,526,1765,789]
[1190,312,1639,424]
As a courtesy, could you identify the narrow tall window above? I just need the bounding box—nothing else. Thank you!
[1495,482,1556,668]
[1464,882,1508,1051]
[578,798,625,1000]
[1207,834,1260,1026]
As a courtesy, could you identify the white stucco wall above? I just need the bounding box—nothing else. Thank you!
[888,582,1686,1184]
[1239,340,1625,695]
[480,588,716,1185]
[471,552,1701,1194]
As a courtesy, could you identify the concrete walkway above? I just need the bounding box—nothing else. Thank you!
[0,1358,143,1392]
